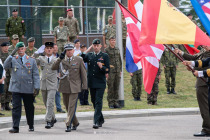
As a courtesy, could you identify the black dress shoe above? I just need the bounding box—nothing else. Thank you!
[114,104,121,108]
[9,128,19,133]
[93,124,99,129]
[45,122,51,129]
[51,119,57,127]
[72,123,80,130]
[57,110,66,113]
[65,126,71,132]
[28,126,34,132]
[194,131,210,137]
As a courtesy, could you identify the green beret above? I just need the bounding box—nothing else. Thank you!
[16,42,25,48]
[92,39,101,44]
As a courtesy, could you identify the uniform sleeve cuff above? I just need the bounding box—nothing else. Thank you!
[198,71,204,77]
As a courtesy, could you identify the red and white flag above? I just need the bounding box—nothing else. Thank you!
[119,0,165,93]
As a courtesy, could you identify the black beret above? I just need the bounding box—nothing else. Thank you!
[45,42,54,47]
[12,9,18,12]
[74,39,80,44]
[80,44,86,48]
[1,42,9,47]
[92,39,101,44]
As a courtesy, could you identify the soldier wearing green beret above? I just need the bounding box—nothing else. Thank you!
[81,38,110,129]
[25,37,37,57]
[5,9,26,42]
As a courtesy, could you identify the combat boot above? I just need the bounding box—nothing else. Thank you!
[1,103,5,111]
[171,88,176,94]
[167,88,170,94]
[5,102,12,111]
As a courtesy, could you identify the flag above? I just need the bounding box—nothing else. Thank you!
[112,8,116,24]
[119,0,165,93]
[184,44,200,55]
[191,0,210,35]
[139,0,210,46]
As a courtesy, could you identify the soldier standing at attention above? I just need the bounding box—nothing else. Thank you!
[161,45,178,94]
[0,57,6,116]
[122,14,127,58]
[130,69,142,101]
[4,42,40,133]
[8,34,19,54]
[25,37,37,56]
[147,68,161,105]
[52,44,87,132]
[0,42,11,111]
[105,36,121,109]
[103,15,116,48]
[64,9,80,42]
[54,17,70,55]
[5,9,26,42]
[81,39,110,129]
[35,42,58,129]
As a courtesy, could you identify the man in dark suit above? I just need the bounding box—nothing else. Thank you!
[81,39,110,129]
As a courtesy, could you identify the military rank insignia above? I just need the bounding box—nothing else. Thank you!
[26,63,32,74]
[98,57,104,61]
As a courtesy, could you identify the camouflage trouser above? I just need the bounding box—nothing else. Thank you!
[164,66,176,89]
[69,36,77,43]
[122,39,126,58]
[107,72,121,106]
[147,74,160,104]
[57,40,67,55]
[1,77,12,104]
[130,70,142,98]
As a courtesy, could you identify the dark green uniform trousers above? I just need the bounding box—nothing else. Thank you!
[90,88,105,125]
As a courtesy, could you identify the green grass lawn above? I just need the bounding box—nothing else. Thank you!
[0,63,198,117]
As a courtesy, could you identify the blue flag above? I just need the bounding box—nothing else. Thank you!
[191,0,210,35]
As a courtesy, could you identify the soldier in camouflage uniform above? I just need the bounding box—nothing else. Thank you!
[54,17,70,55]
[8,34,19,54]
[130,69,142,101]
[5,9,26,42]
[103,15,116,48]
[64,9,80,43]
[0,42,12,111]
[105,36,122,108]
[25,37,37,56]
[161,45,178,94]
[122,14,127,58]
[147,68,161,105]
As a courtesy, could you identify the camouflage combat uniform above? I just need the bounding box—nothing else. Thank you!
[161,45,178,90]
[105,45,122,107]
[64,16,80,42]
[130,69,142,99]
[8,45,16,54]
[103,24,116,46]
[5,16,26,41]
[147,68,161,105]
[25,47,37,56]
[54,26,70,54]
[122,21,127,58]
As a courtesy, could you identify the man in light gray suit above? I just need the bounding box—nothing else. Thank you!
[4,42,40,133]
[36,42,58,129]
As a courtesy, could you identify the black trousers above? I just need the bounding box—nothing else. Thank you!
[90,88,105,124]
[12,92,34,128]
[78,89,89,105]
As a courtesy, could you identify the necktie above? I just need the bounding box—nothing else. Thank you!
[48,58,49,63]
[20,57,23,64]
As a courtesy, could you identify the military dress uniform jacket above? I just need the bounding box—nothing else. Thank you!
[36,56,58,91]
[52,56,87,94]
[182,49,210,87]
[105,46,122,73]
[82,52,110,89]
[3,55,40,94]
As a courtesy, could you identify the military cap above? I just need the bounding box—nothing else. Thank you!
[45,42,54,47]
[80,44,86,48]
[108,15,113,19]
[187,13,192,16]
[92,39,101,44]
[27,37,35,42]
[59,17,64,21]
[12,9,18,12]
[74,39,80,44]
[64,43,74,50]
[16,42,25,48]
[67,9,73,12]
[109,36,116,40]
[12,34,19,40]
[1,42,9,47]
